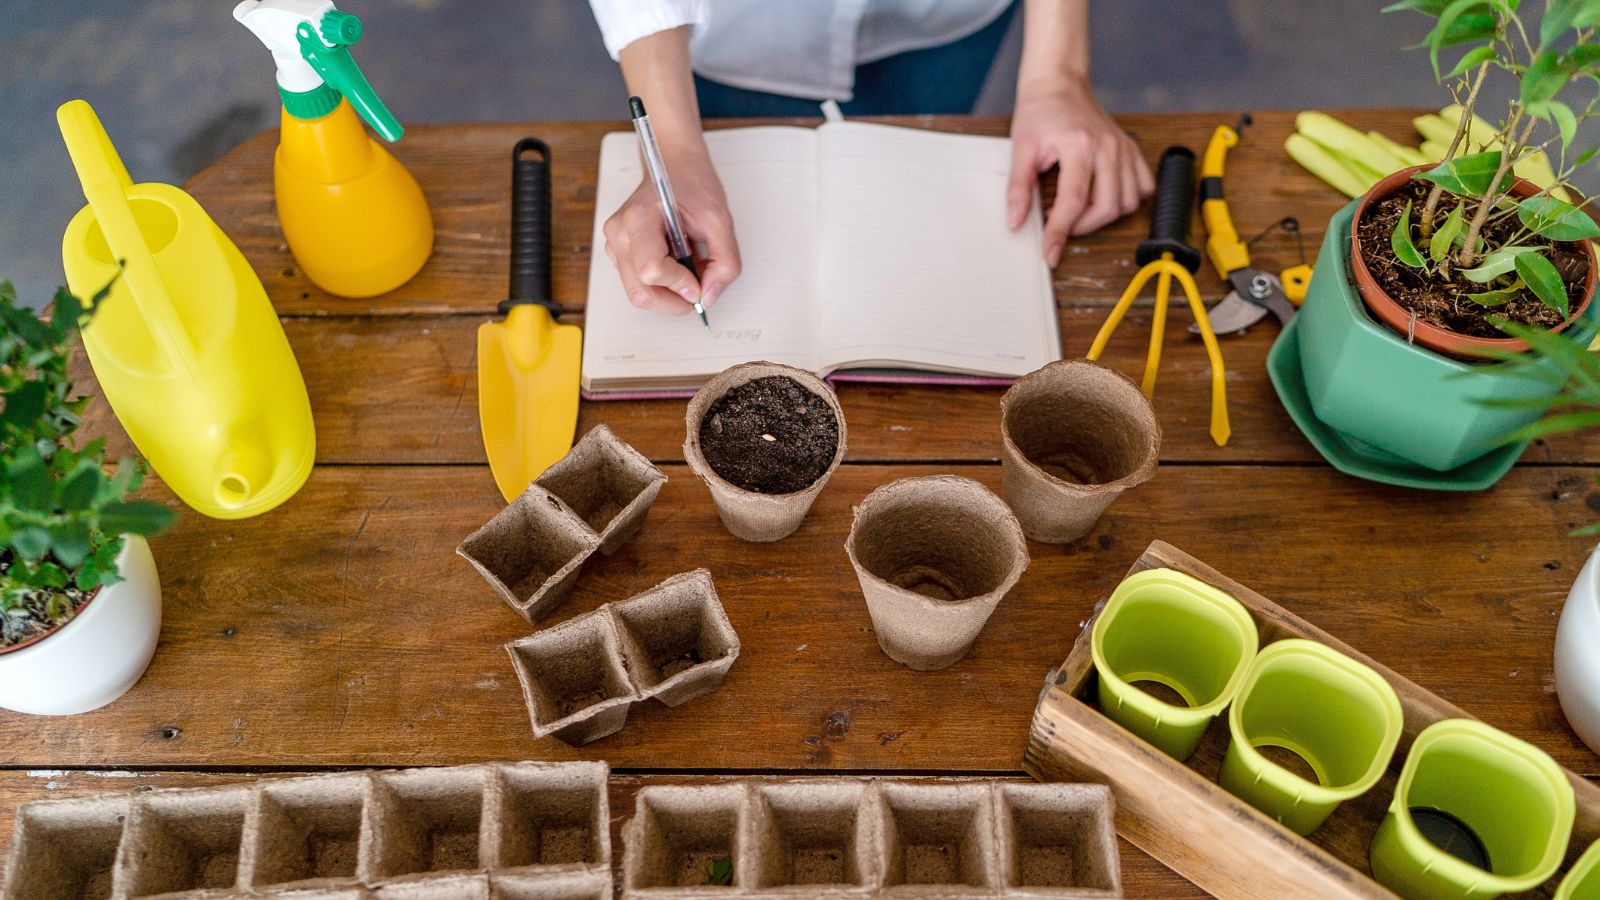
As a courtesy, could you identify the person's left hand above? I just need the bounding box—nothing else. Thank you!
[1007,74,1153,266]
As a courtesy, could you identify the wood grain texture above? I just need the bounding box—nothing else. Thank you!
[0,464,1595,777]
[66,307,1600,467]
[1027,541,1600,900]
[186,111,1410,316]
[0,771,1206,899]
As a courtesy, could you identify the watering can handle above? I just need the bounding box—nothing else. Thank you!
[57,100,201,367]
[501,138,560,316]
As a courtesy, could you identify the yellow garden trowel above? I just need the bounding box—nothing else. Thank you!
[478,138,582,501]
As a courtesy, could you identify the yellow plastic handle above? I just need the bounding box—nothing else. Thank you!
[57,100,199,368]
[1201,125,1250,278]
[1281,263,1313,305]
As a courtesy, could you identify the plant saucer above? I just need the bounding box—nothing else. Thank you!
[1267,315,1528,492]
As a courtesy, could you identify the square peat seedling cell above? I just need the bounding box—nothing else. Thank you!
[997,784,1119,894]
[877,784,996,890]
[370,873,491,899]
[611,570,739,708]
[365,768,491,880]
[749,782,873,890]
[626,785,747,891]
[245,774,371,888]
[488,871,611,900]
[536,424,666,555]
[506,615,637,744]
[457,486,601,622]
[2,795,128,900]
[117,786,251,897]
[489,763,608,868]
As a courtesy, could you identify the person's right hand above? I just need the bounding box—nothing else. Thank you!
[601,150,741,316]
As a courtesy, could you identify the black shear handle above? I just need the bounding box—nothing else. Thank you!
[502,137,559,315]
[1135,146,1203,273]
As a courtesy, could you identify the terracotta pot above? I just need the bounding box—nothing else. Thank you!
[1350,165,1597,358]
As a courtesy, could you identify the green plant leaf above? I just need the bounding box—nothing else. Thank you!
[1461,244,1539,281]
[1384,0,1451,12]
[0,380,47,434]
[1543,0,1582,46]
[1426,0,1497,77]
[1393,200,1428,267]
[55,462,102,510]
[704,857,733,886]
[97,499,176,536]
[1429,203,1466,262]
[1565,42,1600,70]
[1467,278,1526,305]
[1514,250,1571,315]
[1522,50,1572,113]
[1447,43,1499,77]
[1502,409,1600,442]
[1550,100,1579,149]
[48,521,91,569]
[9,527,50,563]
[1416,150,1509,195]
[1576,0,1600,26]
[1517,194,1600,240]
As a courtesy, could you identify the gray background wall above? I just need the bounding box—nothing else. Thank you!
[1,1,1447,308]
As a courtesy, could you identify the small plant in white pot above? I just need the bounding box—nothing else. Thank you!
[0,280,174,715]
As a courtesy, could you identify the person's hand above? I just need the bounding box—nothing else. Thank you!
[1007,74,1153,266]
[601,149,741,316]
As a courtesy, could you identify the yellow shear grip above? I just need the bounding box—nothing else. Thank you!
[1201,125,1250,278]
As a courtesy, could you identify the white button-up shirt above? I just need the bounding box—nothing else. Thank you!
[587,0,1014,101]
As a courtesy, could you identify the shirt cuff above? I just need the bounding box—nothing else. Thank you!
[588,0,708,60]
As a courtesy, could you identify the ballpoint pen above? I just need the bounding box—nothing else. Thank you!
[628,95,709,328]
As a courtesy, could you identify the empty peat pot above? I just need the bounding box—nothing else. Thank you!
[845,476,1028,671]
[1090,567,1259,760]
[1000,359,1160,543]
[1556,839,1600,900]
[1219,638,1402,835]
[1369,718,1575,900]
[684,362,847,543]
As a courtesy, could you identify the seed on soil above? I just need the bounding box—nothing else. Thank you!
[699,376,840,495]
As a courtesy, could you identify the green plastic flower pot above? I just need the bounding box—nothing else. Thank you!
[1091,568,1259,761]
[1295,202,1600,473]
[1556,839,1600,900]
[1370,718,1575,900]
[1219,638,1402,836]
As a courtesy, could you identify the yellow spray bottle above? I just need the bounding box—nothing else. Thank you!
[235,0,432,298]
[57,100,315,519]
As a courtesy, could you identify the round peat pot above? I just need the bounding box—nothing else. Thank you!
[684,361,847,543]
[0,535,162,715]
[1219,639,1402,836]
[1296,202,1600,473]
[845,475,1028,672]
[1350,166,1597,359]
[1555,839,1600,900]
[999,359,1160,544]
[1090,568,1259,761]
[1369,718,1574,900]
[1556,547,1600,757]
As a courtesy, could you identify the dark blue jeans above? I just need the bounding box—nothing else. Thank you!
[694,3,1018,117]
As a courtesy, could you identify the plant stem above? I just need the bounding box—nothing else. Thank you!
[1422,63,1489,236]
[1458,110,1531,267]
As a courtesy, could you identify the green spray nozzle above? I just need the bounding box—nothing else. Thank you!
[295,13,402,142]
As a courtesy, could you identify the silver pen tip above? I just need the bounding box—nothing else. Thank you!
[694,301,709,328]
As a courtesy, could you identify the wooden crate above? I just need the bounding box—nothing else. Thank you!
[1024,540,1600,900]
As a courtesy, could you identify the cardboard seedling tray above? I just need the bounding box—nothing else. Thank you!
[505,570,740,745]
[1024,540,1600,899]
[620,780,1119,897]
[2,762,611,900]
[459,426,666,623]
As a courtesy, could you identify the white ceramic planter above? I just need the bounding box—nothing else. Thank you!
[1557,546,1600,756]
[0,535,162,715]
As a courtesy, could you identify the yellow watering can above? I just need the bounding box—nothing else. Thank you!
[58,100,315,519]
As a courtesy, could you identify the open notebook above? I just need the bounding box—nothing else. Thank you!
[580,120,1060,397]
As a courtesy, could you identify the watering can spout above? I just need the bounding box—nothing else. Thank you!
[215,440,273,511]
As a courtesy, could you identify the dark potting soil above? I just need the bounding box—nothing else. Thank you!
[1355,180,1588,337]
[0,571,93,649]
[699,376,839,494]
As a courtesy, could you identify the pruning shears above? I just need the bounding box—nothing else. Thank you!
[1191,116,1316,336]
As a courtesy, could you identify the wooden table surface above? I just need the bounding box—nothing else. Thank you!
[7,110,1598,898]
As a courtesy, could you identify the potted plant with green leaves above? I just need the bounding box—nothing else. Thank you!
[1275,0,1600,485]
[0,280,174,715]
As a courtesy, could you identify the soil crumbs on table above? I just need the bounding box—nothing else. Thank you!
[1356,180,1587,337]
[700,375,839,494]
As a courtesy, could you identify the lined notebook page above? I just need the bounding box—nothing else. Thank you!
[581,127,820,390]
[814,122,1058,376]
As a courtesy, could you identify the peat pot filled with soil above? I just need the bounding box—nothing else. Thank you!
[685,362,847,542]
[1351,166,1597,358]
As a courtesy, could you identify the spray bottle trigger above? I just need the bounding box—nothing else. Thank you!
[295,17,404,143]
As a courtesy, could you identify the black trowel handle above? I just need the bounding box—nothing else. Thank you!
[1134,146,1203,273]
[503,137,558,315]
